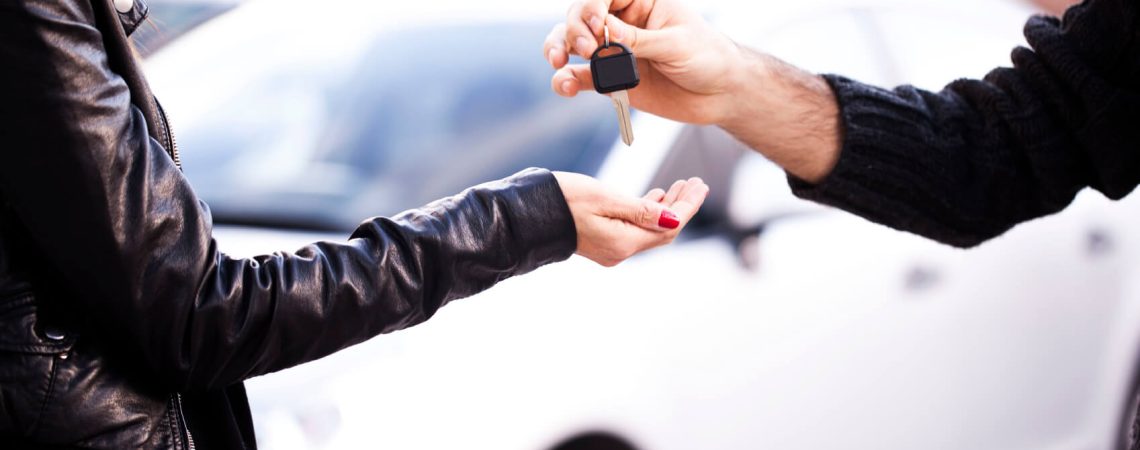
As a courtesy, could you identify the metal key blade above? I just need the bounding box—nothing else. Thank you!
[610,90,634,146]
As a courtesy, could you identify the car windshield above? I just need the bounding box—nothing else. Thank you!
[173,23,619,230]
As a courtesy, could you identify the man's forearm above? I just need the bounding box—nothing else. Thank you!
[717,47,842,184]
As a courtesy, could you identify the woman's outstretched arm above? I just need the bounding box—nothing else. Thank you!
[0,0,705,392]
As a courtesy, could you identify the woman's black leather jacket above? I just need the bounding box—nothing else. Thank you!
[0,0,578,447]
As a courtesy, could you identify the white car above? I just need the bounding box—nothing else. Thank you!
[145,0,1140,449]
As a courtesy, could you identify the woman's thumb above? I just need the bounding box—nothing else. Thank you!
[607,196,680,231]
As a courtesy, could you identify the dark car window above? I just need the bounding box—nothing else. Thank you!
[174,24,619,230]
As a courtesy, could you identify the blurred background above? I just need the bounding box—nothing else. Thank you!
[138,0,1140,449]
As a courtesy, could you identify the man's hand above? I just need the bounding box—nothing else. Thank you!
[553,172,708,267]
[544,0,743,125]
[544,0,843,183]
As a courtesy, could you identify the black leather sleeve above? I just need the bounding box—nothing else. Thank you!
[0,0,577,391]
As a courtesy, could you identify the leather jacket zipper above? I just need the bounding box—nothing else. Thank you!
[155,100,189,449]
[154,98,183,168]
[172,393,196,450]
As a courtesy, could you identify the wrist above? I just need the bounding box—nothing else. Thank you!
[715,44,771,130]
[714,49,843,183]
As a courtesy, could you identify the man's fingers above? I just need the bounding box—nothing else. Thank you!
[544,24,571,69]
[551,64,595,97]
[562,7,683,61]
[566,1,610,58]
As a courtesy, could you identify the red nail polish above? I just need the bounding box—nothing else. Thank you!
[658,210,680,229]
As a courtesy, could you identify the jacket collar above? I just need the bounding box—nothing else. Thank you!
[116,0,150,37]
[94,0,167,150]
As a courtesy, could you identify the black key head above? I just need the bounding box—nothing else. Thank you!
[590,42,640,94]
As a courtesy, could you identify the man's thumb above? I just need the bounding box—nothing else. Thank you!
[606,14,678,61]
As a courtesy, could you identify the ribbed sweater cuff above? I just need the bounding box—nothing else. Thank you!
[787,75,985,247]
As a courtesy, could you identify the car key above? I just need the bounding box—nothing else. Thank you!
[590,26,640,146]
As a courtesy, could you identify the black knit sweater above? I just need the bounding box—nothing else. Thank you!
[789,0,1140,248]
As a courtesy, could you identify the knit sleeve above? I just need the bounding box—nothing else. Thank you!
[788,0,1140,248]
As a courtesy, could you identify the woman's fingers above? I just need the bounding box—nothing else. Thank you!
[655,178,708,228]
[624,178,709,252]
[604,178,709,232]
[642,188,666,202]
[668,178,709,222]
[662,179,687,205]
[552,171,709,267]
